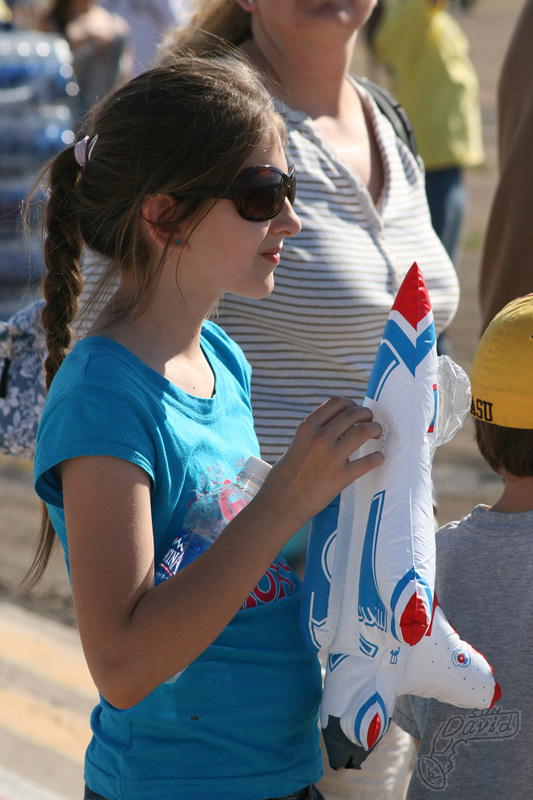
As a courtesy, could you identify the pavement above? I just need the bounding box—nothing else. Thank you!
[0,601,98,800]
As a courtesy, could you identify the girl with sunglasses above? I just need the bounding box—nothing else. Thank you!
[29,57,384,800]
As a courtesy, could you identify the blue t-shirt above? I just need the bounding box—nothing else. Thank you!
[34,321,323,800]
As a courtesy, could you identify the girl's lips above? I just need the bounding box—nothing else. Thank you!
[261,247,282,264]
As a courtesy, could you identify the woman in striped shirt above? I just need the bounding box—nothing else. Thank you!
[163,0,459,467]
[160,5,458,797]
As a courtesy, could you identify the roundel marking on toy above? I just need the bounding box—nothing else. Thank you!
[390,568,433,645]
[452,647,471,668]
[300,263,499,771]
[354,693,387,749]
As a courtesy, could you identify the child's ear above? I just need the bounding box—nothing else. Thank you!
[141,195,180,247]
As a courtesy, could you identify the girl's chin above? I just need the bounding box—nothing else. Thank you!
[251,285,275,300]
[250,273,276,300]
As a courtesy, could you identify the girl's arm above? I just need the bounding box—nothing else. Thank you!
[63,397,383,709]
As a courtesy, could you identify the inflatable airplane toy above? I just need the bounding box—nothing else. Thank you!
[301,262,500,770]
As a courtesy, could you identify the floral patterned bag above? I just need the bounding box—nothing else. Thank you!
[0,299,46,459]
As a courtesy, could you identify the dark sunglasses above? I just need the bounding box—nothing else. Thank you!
[178,164,296,222]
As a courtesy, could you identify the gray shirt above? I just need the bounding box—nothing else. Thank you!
[394,504,533,799]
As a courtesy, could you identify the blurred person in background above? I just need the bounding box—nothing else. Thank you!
[370,0,484,355]
[478,0,533,332]
[12,0,132,112]
[100,0,192,74]
[0,0,12,27]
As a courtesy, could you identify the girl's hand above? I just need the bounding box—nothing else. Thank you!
[260,397,383,531]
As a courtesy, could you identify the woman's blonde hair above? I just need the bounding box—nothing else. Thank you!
[157,0,251,61]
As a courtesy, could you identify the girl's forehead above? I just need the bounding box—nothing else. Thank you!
[243,136,288,169]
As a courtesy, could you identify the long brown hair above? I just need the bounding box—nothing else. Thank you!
[24,55,285,587]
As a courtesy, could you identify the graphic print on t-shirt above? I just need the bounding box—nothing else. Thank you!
[417,706,521,791]
[186,460,297,609]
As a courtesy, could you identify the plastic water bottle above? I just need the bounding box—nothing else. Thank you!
[155,455,272,585]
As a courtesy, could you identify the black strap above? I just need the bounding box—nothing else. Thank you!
[356,75,418,158]
[0,357,11,398]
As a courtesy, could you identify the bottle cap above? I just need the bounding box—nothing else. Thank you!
[242,455,272,482]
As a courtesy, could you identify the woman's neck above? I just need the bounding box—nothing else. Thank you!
[241,27,384,202]
[242,27,358,120]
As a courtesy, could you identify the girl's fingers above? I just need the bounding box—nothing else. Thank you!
[346,448,384,482]
[339,419,383,450]
[304,396,369,429]
[268,400,386,528]
[292,399,383,480]
[312,400,382,451]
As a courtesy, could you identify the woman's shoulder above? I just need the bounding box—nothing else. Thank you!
[351,75,418,160]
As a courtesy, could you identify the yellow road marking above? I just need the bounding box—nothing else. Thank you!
[0,616,96,699]
[0,686,90,763]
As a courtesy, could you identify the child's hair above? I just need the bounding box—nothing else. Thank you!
[469,293,533,479]
[157,0,250,60]
[25,54,285,587]
[474,420,533,478]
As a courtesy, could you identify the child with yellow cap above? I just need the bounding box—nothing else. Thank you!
[393,294,533,799]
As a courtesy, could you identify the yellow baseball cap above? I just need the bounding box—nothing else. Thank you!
[470,294,533,429]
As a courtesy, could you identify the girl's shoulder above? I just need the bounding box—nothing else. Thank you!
[50,336,148,398]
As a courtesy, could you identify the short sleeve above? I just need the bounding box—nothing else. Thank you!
[35,383,156,508]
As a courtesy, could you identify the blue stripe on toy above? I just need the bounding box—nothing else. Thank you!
[301,496,340,650]
[372,318,437,379]
[359,635,379,658]
[415,319,436,365]
[383,320,417,375]
[366,343,399,401]
[358,491,388,633]
[328,652,349,671]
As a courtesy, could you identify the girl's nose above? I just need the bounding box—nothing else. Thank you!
[271,198,301,237]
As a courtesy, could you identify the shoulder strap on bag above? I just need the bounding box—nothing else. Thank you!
[356,76,418,158]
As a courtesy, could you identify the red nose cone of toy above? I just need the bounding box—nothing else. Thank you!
[367,713,381,749]
[400,592,430,645]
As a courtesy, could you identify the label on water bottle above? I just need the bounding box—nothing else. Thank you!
[154,530,190,585]
[219,489,249,522]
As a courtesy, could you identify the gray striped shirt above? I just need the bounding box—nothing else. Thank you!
[216,79,460,463]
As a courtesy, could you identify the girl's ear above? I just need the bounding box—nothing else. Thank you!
[141,195,180,248]
[234,0,258,12]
